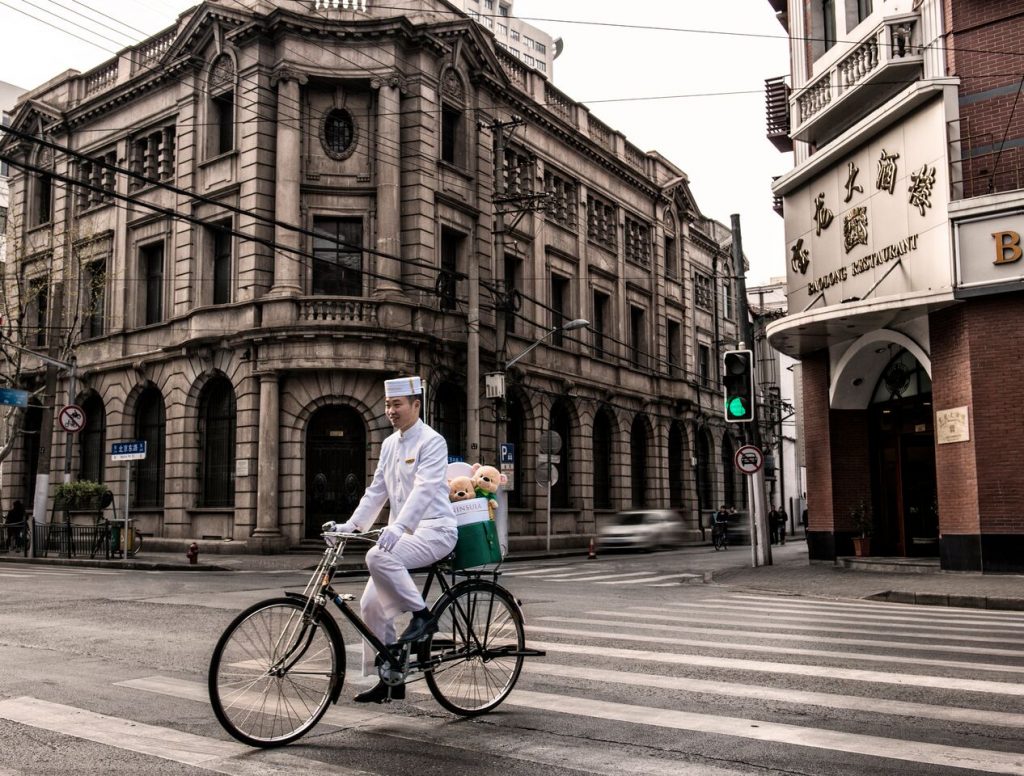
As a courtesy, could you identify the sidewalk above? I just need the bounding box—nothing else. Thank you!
[1,539,1022,611]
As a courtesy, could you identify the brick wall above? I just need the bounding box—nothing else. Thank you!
[948,1,1024,197]
[930,305,980,534]
[828,409,871,533]
[965,294,1024,533]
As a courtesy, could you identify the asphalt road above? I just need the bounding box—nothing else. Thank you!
[0,547,1022,775]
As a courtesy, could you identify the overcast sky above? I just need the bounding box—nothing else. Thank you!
[0,0,791,283]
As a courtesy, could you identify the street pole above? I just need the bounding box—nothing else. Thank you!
[493,118,509,468]
[62,357,77,485]
[31,281,65,544]
[731,214,771,567]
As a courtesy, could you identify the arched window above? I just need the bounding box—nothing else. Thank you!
[79,394,106,484]
[208,54,235,157]
[668,422,686,508]
[199,378,237,507]
[630,414,649,507]
[440,68,466,167]
[505,395,525,508]
[721,434,736,509]
[549,400,572,508]
[697,428,713,512]
[133,387,165,507]
[592,407,613,509]
[433,381,465,460]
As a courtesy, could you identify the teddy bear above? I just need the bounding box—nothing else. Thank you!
[471,464,507,520]
[448,475,476,503]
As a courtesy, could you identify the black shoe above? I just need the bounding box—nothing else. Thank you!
[353,681,405,704]
[397,613,437,643]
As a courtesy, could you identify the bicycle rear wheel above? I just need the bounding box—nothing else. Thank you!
[209,597,343,747]
[421,581,525,716]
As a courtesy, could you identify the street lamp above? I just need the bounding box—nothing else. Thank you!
[489,317,589,554]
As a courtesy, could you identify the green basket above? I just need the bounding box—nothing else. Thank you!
[453,519,502,569]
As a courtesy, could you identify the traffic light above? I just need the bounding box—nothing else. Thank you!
[723,350,754,423]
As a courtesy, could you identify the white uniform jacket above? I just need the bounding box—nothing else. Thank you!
[347,419,455,533]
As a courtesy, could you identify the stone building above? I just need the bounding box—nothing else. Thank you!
[1,0,742,552]
[765,0,1024,571]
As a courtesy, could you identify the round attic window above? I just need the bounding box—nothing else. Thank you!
[321,108,357,160]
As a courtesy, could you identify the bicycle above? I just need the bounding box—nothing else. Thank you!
[712,522,729,551]
[207,528,544,748]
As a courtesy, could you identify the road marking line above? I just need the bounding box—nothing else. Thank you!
[537,571,655,582]
[722,593,1024,621]
[499,566,578,576]
[666,601,1024,631]
[534,570,651,580]
[529,662,1024,729]
[555,614,1024,658]
[0,697,366,775]
[595,573,699,585]
[120,676,754,776]
[623,608,1024,645]
[500,689,1024,775]
[530,625,1024,675]
[533,641,1024,696]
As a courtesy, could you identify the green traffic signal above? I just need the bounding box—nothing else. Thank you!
[727,396,748,419]
[722,349,754,423]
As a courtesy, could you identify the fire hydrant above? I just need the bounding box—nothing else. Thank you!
[186,542,199,565]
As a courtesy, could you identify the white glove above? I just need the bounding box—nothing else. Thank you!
[322,520,357,534]
[377,524,404,552]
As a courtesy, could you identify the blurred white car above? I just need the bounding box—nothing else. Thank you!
[597,509,685,551]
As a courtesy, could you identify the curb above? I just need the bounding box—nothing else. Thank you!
[866,590,1024,611]
[0,555,230,572]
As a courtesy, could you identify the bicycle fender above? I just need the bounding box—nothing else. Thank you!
[282,593,347,704]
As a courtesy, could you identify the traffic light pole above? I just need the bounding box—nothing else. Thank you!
[731,214,772,567]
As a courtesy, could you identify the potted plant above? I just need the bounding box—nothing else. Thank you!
[54,480,108,514]
[849,499,873,557]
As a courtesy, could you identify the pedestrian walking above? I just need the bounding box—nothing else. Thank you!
[777,505,788,545]
[5,500,25,551]
[768,506,779,544]
[322,376,457,704]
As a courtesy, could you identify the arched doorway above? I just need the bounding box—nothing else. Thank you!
[720,434,736,509]
[869,348,937,557]
[305,405,366,539]
[696,428,714,512]
[593,407,614,509]
[668,422,687,508]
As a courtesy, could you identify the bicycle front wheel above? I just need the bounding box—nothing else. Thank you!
[422,581,525,716]
[208,597,343,747]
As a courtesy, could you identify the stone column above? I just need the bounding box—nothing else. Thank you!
[252,371,285,551]
[372,75,404,294]
[270,70,307,296]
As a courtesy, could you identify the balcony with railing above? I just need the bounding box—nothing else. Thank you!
[765,76,792,153]
[790,12,923,147]
[948,116,1024,203]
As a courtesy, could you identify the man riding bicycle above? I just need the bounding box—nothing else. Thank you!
[322,376,457,704]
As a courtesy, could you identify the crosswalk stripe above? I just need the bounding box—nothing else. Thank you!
[626,608,1024,645]
[500,689,1024,775]
[723,593,1024,621]
[595,573,698,585]
[534,640,1024,696]
[560,613,1024,658]
[667,600,1024,631]
[650,604,1024,638]
[499,566,578,577]
[0,697,366,775]
[120,676,754,776]
[530,624,1024,675]
[533,570,653,581]
[530,662,1024,729]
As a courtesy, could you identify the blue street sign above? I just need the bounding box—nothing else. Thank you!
[500,443,514,465]
[0,388,29,407]
[111,440,147,461]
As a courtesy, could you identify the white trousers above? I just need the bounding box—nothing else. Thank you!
[360,517,457,675]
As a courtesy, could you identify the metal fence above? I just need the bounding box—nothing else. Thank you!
[32,522,110,560]
[0,521,30,557]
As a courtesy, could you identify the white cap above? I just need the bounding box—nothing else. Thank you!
[384,376,423,398]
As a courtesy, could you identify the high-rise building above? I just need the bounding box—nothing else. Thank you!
[445,0,559,76]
